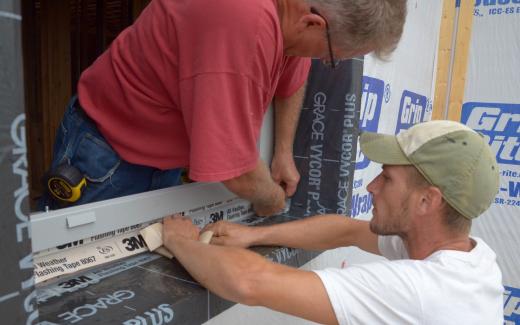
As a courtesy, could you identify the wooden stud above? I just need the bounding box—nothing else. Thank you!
[432,0,456,120]
[95,0,106,55]
[447,0,475,122]
[22,0,44,205]
[131,0,151,21]
[40,0,72,173]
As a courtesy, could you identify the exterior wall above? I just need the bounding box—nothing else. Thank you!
[462,2,520,323]
[0,1,38,323]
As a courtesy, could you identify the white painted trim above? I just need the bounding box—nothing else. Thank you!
[30,182,237,252]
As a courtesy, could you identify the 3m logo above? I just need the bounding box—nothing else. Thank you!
[356,76,384,170]
[58,275,94,289]
[395,90,428,134]
[462,102,520,165]
[122,234,146,251]
[210,210,224,223]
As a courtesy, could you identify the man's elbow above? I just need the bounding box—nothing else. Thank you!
[232,276,261,306]
[222,174,256,199]
[228,265,269,306]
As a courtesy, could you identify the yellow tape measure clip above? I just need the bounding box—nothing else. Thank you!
[46,164,87,203]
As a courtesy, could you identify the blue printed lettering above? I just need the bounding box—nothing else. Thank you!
[356,76,384,170]
[351,193,373,218]
[509,181,520,198]
[462,103,520,165]
[476,0,520,6]
[395,90,428,134]
[504,286,520,323]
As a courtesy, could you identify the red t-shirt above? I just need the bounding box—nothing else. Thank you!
[78,0,310,181]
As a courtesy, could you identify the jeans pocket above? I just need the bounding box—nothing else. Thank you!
[73,133,121,184]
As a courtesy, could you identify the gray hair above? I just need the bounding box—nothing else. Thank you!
[308,0,407,59]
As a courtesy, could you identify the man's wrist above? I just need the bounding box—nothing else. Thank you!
[254,181,284,205]
[249,226,270,246]
[274,144,294,156]
[165,234,190,252]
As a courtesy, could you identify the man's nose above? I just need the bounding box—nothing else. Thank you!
[366,173,381,194]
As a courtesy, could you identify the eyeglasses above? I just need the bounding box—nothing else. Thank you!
[310,7,338,69]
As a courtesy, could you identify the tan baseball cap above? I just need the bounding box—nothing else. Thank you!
[360,120,499,219]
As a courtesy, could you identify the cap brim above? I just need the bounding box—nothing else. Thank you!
[360,132,411,165]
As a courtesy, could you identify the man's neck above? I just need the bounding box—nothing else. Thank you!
[276,0,291,51]
[402,229,474,260]
[276,0,307,53]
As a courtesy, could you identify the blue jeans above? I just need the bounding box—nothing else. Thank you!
[39,96,182,210]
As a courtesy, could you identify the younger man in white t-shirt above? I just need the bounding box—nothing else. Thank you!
[163,120,504,324]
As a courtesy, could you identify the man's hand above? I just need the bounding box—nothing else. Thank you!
[162,215,200,249]
[202,221,258,248]
[271,152,300,197]
[272,83,306,197]
[222,159,286,217]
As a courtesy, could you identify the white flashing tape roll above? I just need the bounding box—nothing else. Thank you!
[139,222,214,258]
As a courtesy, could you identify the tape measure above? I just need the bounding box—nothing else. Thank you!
[46,164,87,203]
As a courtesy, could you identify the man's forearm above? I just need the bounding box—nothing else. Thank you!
[249,215,378,253]
[223,159,285,216]
[273,83,306,156]
[166,235,270,304]
[271,84,306,196]
[165,234,338,325]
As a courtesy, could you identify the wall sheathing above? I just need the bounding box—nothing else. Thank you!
[350,0,442,222]
[4,1,515,324]
[461,2,520,323]
[0,1,38,323]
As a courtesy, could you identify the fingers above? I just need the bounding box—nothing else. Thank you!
[163,213,186,224]
[209,234,248,248]
[162,214,200,242]
[285,171,300,197]
[163,216,247,245]
[209,236,227,246]
[201,221,216,233]
[201,220,228,235]
[201,222,226,245]
[200,222,230,246]
[284,181,297,197]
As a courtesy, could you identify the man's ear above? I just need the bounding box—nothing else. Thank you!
[297,11,326,32]
[417,186,444,215]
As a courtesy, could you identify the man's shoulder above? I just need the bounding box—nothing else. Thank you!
[180,0,278,25]
[471,236,496,255]
[429,236,498,266]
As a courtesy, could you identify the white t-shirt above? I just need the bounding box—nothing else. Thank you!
[314,236,503,325]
